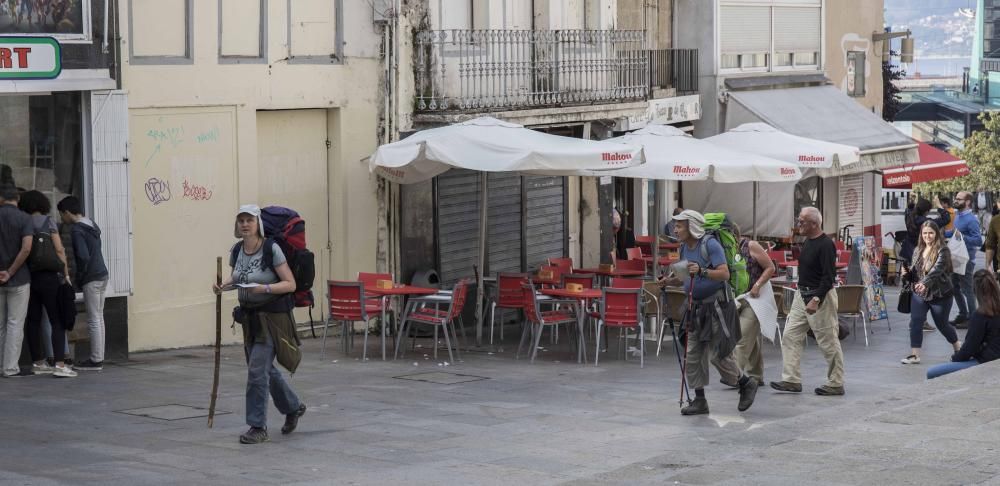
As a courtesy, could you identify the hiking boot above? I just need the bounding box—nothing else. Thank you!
[281,404,307,435]
[951,315,969,329]
[814,385,845,396]
[738,378,759,412]
[922,322,935,332]
[681,398,709,416]
[73,360,103,371]
[719,377,739,389]
[239,427,269,444]
[769,381,802,393]
[900,354,921,364]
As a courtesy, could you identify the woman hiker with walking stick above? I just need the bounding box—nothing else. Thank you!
[213,204,306,444]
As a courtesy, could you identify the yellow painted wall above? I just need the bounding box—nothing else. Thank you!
[121,0,381,351]
[825,0,885,113]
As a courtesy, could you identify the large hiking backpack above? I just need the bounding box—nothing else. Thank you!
[230,206,316,308]
[701,213,750,296]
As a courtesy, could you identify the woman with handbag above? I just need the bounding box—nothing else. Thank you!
[18,190,76,378]
[900,221,961,364]
[212,204,306,445]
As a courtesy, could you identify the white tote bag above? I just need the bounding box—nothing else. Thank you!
[948,231,970,275]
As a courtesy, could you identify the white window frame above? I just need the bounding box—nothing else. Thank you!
[718,0,823,75]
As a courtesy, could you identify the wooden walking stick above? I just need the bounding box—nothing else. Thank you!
[208,256,222,428]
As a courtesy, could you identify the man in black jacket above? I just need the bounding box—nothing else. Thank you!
[771,207,845,396]
[57,196,109,371]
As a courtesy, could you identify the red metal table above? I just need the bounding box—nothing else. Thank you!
[538,288,602,363]
[366,284,439,361]
[576,267,647,287]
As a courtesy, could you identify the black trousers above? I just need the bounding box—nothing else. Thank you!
[25,272,65,363]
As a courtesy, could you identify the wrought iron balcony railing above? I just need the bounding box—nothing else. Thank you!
[649,48,699,95]
[414,29,653,113]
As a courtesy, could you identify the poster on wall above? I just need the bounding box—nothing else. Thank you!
[854,236,888,321]
[0,0,89,40]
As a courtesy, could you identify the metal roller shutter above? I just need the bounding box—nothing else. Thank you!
[488,173,523,275]
[719,5,771,54]
[436,169,481,284]
[774,7,821,53]
[525,176,566,270]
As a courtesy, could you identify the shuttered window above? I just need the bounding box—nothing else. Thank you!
[719,2,821,72]
[720,6,771,55]
[774,6,821,67]
[91,91,133,296]
[435,171,566,284]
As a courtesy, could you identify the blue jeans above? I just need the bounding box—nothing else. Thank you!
[909,293,957,349]
[952,259,977,318]
[927,359,979,379]
[246,334,301,428]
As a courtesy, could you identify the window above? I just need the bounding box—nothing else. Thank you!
[219,0,267,63]
[0,93,84,212]
[719,2,822,73]
[847,51,866,97]
[288,0,342,63]
[129,0,193,64]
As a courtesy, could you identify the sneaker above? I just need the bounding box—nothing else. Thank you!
[73,360,103,371]
[3,369,34,378]
[239,427,269,444]
[951,315,969,329]
[32,362,55,375]
[815,385,845,396]
[769,381,802,393]
[281,404,307,435]
[738,378,759,412]
[681,397,709,416]
[901,354,921,364]
[922,322,935,332]
[53,365,77,378]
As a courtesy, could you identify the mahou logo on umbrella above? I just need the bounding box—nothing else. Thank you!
[780,167,798,178]
[797,154,826,166]
[601,152,633,166]
[672,165,702,178]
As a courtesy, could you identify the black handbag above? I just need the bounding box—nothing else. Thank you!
[898,282,913,314]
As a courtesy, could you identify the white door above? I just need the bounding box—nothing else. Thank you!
[91,90,132,296]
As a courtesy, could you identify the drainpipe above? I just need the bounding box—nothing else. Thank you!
[103,0,110,53]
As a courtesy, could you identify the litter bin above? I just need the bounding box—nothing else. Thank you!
[410,269,441,289]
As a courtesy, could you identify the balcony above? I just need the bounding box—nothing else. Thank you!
[414,29,698,115]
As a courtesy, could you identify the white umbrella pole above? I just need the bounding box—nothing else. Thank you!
[475,172,489,347]
[752,182,759,240]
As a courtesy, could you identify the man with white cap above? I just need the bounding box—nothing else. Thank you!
[658,209,758,415]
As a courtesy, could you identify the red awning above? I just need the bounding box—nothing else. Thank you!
[882,142,970,188]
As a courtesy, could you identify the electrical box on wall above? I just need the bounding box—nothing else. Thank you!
[373,0,392,24]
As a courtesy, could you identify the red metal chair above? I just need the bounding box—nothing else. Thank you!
[562,273,596,289]
[610,278,644,289]
[634,236,654,257]
[396,279,469,362]
[547,257,574,274]
[595,288,645,367]
[490,273,528,345]
[326,280,375,359]
[626,247,643,261]
[357,271,393,322]
[616,259,646,273]
[834,239,846,252]
[838,250,852,267]
[517,282,579,363]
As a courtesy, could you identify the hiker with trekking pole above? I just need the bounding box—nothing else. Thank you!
[213,204,306,444]
[657,210,758,416]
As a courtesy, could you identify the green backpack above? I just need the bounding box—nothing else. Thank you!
[700,213,750,296]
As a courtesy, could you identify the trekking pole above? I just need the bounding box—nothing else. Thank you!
[678,275,695,407]
[208,257,222,428]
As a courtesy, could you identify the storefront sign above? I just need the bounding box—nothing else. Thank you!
[620,95,701,131]
[0,37,61,79]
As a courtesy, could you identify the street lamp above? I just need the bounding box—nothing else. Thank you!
[874,29,914,63]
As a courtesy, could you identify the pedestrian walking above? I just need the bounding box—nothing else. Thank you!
[927,270,1000,379]
[771,207,846,396]
[986,205,1000,274]
[657,210,758,416]
[213,204,306,445]
[937,195,957,235]
[0,184,33,378]
[900,221,960,365]
[950,191,983,329]
[733,229,776,385]
[664,207,684,239]
[901,197,950,262]
[57,196,109,371]
[19,191,76,378]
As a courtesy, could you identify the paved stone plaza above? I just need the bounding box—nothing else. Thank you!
[1,287,998,485]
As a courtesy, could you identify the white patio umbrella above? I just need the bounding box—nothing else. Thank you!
[705,123,861,238]
[370,117,645,347]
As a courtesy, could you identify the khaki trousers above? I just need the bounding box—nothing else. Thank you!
[734,302,764,383]
[684,320,740,390]
[780,289,844,387]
